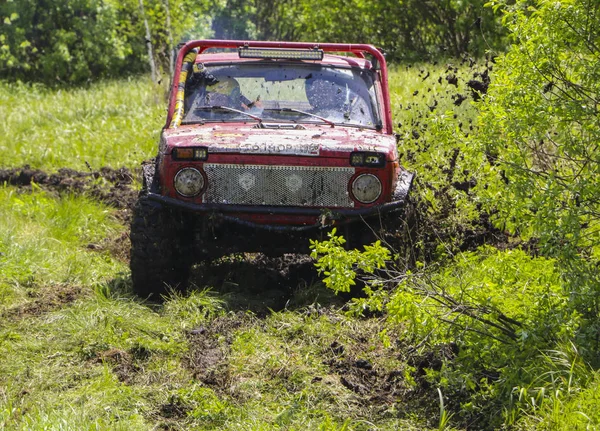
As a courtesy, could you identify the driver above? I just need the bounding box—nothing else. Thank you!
[204,77,258,110]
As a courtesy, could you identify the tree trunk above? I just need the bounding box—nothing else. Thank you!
[138,0,157,83]
[164,0,174,75]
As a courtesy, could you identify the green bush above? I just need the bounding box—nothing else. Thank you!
[0,0,210,84]
[469,0,600,362]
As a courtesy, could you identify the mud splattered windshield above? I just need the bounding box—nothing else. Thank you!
[181,62,380,128]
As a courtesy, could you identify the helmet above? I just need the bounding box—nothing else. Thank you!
[305,79,344,111]
[207,77,240,95]
[205,77,241,107]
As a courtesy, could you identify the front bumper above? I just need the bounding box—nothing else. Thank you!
[147,170,415,232]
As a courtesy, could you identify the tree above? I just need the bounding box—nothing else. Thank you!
[470,0,600,359]
[0,0,210,84]
[0,0,136,83]
[209,0,506,60]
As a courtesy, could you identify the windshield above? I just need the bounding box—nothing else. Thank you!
[181,62,380,128]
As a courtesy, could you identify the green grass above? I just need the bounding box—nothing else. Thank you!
[1,67,599,430]
[0,292,195,430]
[0,186,126,309]
[0,78,164,171]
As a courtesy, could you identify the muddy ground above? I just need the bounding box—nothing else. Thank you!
[0,165,138,213]
[1,164,501,427]
[0,165,325,307]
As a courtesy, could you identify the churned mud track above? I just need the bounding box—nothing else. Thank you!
[1,165,321,298]
[187,254,321,313]
[0,165,139,214]
[1,284,89,320]
[176,307,444,424]
[1,165,139,262]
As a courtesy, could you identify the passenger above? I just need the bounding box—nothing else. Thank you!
[305,77,373,124]
[305,79,344,113]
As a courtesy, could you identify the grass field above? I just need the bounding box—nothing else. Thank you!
[1,67,599,430]
[0,79,163,171]
[0,73,445,430]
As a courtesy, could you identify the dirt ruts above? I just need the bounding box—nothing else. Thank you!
[0,165,139,212]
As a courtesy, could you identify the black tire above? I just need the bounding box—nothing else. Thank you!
[130,161,193,298]
[130,198,192,298]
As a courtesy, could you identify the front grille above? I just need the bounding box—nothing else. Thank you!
[203,163,355,207]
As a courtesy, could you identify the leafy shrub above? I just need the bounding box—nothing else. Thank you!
[386,247,583,426]
[311,228,590,428]
[310,228,390,293]
[0,0,210,84]
[468,0,600,363]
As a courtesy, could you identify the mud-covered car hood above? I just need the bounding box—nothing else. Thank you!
[162,124,397,160]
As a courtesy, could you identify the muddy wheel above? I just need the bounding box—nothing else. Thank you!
[130,198,192,298]
[130,162,193,298]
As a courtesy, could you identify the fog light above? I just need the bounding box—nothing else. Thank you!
[351,174,381,203]
[174,168,204,197]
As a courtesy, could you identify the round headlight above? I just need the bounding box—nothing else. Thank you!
[174,168,204,197]
[351,174,382,204]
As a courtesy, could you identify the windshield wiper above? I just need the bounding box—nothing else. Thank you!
[263,108,335,127]
[194,105,263,124]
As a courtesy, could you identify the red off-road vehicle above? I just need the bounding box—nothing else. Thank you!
[130,40,414,296]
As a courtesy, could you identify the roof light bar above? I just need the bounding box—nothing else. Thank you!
[238,47,324,61]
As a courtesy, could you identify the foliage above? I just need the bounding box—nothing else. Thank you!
[0,0,508,84]
[1,0,134,83]
[386,247,574,346]
[468,0,600,360]
[383,247,585,429]
[310,228,593,428]
[0,0,211,84]
[303,0,505,60]
[310,228,390,293]
[211,0,507,60]
[210,0,258,41]
[475,0,600,251]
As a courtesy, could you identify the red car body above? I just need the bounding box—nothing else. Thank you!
[148,40,413,236]
[130,39,414,295]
